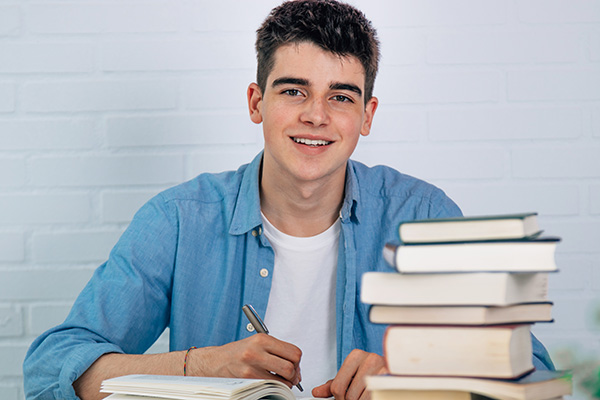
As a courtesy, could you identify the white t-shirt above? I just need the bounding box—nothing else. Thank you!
[261,213,340,396]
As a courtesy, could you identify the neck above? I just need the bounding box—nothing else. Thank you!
[259,160,346,237]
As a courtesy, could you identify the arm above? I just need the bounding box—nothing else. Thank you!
[73,335,302,400]
[23,197,176,400]
[24,194,303,400]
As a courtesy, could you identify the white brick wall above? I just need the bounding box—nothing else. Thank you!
[1,1,599,399]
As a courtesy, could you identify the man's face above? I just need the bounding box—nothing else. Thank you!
[248,41,378,186]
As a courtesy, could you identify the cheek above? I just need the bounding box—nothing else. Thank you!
[262,104,292,130]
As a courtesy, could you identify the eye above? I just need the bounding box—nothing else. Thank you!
[332,94,353,103]
[283,89,302,97]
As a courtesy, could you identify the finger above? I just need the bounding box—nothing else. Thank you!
[312,379,333,398]
[259,334,303,366]
[242,335,302,384]
[329,350,365,399]
[345,354,386,400]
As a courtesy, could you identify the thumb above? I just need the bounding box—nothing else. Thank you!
[311,379,333,398]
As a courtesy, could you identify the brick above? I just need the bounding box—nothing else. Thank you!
[590,185,600,214]
[187,150,260,177]
[0,344,28,376]
[549,297,597,331]
[512,146,600,178]
[29,304,72,336]
[0,386,19,400]
[591,31,600,61]
[22,80,178,113]
[377,29,423,66]
[30,155,184,187]
[101,37,255,72]
[0,232,25,262]
[429,107,582,141]
[353,145,505,180]
[518,0,600,23]
[106,114,259,147]
[0,194,91,225]
[27,3,178,34]
[361,0,506,27]
[365,106,424,142]
[0,269,93,301]
[190,0,279,32]
[101,190,158,223]
[377,69,499,104]
[0,43,93,73]
[427,30,579,64]
[0,119,97,150]
[33,230,122,263]
[0,305,22,337]
[508,69,600,101]
[0,82,15,112]
[442,183,579,216]
[0,158,26,187]
[593,106,600,138]
[183,71,256,111]
[551,255,592,290]
[541,220,600,253]
[0,6,20,36]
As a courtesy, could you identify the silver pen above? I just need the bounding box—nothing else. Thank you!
[242,304,304,392]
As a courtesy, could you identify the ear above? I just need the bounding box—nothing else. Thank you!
[360,96,378,137]
[247,83,263,124]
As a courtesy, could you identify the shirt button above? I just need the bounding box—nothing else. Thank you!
[259,268,269,278]
[246,323,255,332]
[258,226,263,235]
[251,230,258,237]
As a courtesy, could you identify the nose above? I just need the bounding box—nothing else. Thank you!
[300,97,329,127]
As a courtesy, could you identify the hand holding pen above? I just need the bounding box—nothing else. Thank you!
[243,304,304,392]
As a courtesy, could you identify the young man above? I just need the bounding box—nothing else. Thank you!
[23,1,554,400]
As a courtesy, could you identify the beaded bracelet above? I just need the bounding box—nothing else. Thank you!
[183,346,197,376]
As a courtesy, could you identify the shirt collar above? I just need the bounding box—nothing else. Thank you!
[340,160,361,224]
[228,152,263,235]
[229,152,361,235]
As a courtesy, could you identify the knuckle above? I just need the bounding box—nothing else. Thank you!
[329,380,344,398]
[239,348,254,363]
[281,363,295,378]
[293,348,303,362]
[349,348,365,360]
[366,353,381,366]
[239,365,254,378]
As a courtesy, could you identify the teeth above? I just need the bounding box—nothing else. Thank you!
[293,137,331,146]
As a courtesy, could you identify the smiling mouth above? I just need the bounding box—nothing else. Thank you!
[292,137,332,147]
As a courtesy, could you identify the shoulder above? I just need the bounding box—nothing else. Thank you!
[153,163,249,206]
[349,159,462,219]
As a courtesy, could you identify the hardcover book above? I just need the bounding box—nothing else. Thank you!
[368,302,553,325]
[366,370,572,400]
[398,212,541,243]
[383,237,560,274]
[361,271,549,306]
[383,324,534,378]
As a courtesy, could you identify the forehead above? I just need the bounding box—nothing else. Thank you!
[268,42,366,87]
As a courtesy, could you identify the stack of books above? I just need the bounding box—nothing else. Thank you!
[361,212,572,400]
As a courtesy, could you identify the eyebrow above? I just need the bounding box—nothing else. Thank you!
[271,77,363,97]
[330,82,363,97]
[271,77,309,87]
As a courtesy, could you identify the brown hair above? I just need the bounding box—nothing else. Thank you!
[255,0,380,103]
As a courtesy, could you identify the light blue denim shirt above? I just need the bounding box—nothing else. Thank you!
[23,153,554,399]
